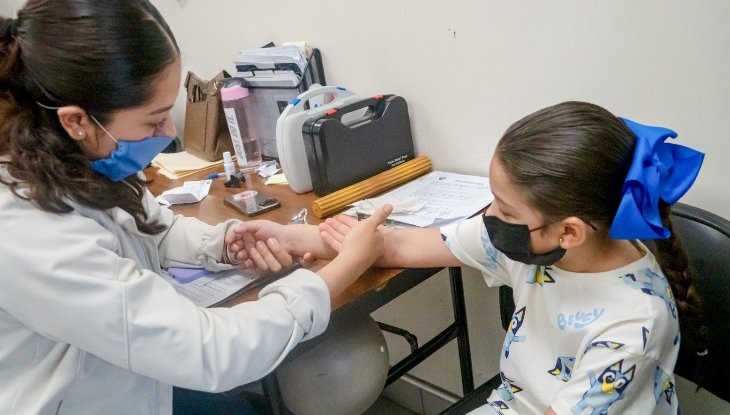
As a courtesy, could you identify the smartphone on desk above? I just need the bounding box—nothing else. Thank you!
[224,190,281,216]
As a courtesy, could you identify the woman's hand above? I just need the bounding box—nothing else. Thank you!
[224,220,314,273]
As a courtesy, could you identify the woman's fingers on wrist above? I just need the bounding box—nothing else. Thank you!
[298,252,315,267]
[234,248,249,262]
[266,238,293,269]
[247,245,269,272]
[256,240,283,273]
[229,240,244,253]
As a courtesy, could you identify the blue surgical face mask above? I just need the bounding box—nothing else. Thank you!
[89,115,173,181]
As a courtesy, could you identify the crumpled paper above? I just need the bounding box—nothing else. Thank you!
[350,195,425,216]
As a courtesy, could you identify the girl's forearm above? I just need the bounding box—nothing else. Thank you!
[288,224,338,260]
[378,227,462,268]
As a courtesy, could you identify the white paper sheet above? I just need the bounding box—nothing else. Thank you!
[156,180,212,206]
[160,268,261,308]
[344,171,493,228]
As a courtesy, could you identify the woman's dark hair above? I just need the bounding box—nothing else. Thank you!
[496,101,709,383]
[0,0,180,234]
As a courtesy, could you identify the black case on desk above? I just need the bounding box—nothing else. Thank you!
[302,95,415,196]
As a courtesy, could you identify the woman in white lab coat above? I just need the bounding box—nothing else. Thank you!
[0,1,390,414]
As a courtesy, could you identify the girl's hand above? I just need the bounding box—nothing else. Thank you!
[315,204,393,297]
[319,212,394,253]
[336,205,393,268]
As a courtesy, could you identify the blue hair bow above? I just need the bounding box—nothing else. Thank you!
[608,118,704,240]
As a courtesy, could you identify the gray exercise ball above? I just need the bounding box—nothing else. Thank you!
[276,313,389,415]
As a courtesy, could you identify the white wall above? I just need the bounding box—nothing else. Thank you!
[151,0,730,219]
[4,0,727,216]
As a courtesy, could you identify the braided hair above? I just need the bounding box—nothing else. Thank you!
[655,201,710,386]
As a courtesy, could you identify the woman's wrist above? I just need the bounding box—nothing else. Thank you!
[222,243,240,265]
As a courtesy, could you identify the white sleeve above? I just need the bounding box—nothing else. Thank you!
[440,215,511,287]
[1,206,331,393]
[143,189,240,272]
[122,267,331,392]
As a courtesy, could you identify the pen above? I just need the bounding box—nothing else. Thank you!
[205,172,226,179]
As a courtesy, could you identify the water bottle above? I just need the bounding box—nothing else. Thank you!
[220,81,262,171]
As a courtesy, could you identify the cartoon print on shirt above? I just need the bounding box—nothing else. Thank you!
[526,265,555,285]
[584,340,625,353]
[503,306,526,358]
[488,400,510,415]
[654,366,675,405]
[496,371,523,402]
[620,269,677,318]
[571,359,636,415]
[548,356,576,382]
[642,327,650,350]
[479,227,501,271]
[557,308,605,330]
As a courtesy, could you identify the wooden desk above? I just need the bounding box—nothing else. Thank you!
[145,165,474,413]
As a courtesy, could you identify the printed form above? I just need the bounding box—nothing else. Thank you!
[346,170,494,228]
[161,267,295,307]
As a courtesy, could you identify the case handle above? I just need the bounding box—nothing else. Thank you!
[288,85,359,112]
[323,95,393,127]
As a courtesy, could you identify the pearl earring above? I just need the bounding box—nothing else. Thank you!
[77,131,84,137]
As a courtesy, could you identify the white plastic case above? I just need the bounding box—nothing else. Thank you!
[275,85,360,193]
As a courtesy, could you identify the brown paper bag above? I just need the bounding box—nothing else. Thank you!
[182,71,234,162]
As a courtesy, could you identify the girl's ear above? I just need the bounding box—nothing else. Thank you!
[558,217,590,249]
[55,106,97,143]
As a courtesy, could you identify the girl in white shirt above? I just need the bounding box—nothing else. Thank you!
[231,101,709,414]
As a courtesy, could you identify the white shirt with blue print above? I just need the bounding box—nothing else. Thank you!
[441,215,680,415]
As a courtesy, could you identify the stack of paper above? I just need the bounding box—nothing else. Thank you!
[344,171,494,228]
[234,44,308,87]
[235,44,307,73]
[151,151,228,179]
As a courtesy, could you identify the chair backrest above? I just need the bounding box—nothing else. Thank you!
[645,202,730,402]
[496,202,730,402]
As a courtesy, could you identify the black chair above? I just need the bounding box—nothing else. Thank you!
[440,202,730,414]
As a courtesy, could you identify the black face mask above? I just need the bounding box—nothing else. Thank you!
[482,215,566,266]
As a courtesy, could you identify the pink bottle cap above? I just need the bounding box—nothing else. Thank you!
[221,84,250,101]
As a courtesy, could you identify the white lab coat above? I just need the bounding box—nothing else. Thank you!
[0,170,330,414]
